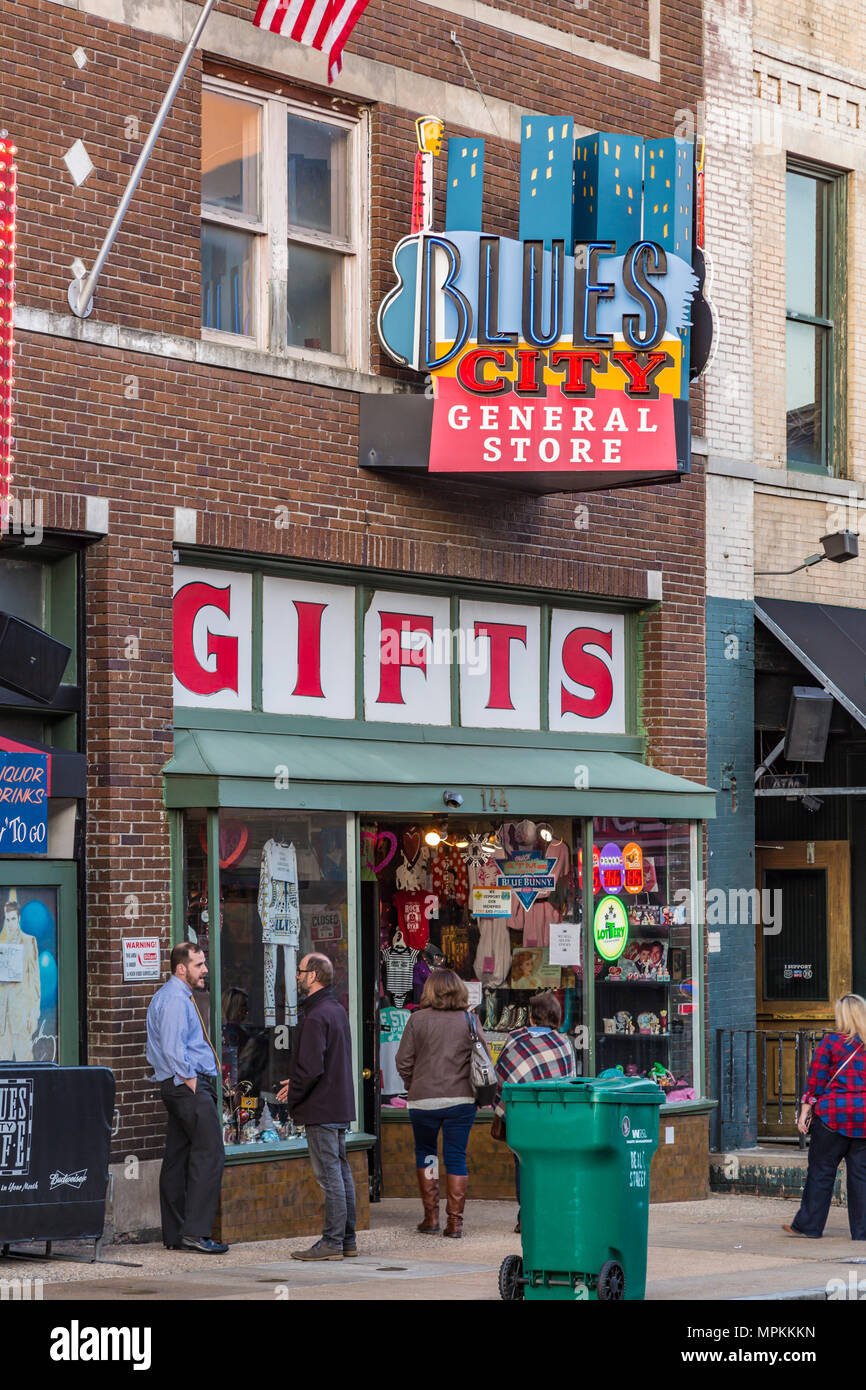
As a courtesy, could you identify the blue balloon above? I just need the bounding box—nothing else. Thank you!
[38,951,57,1009]
[19,899,56,956]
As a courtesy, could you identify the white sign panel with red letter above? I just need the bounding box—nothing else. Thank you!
[363,590,451,725]
[458,599,540,730]
[172,567,252,711]
[548,608,625,734]
[262,576,356,718]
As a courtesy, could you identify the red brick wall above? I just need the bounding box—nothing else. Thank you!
[3,0,706,1163]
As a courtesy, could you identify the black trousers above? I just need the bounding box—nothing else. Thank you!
[792,1114,866,1239]
[158,1075,225,1245]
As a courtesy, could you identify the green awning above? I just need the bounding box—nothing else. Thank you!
[164,726,715,819]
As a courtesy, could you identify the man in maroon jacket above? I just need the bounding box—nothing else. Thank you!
[277,952,357,1260]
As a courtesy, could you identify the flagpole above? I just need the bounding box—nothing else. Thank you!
[68,0,220,319]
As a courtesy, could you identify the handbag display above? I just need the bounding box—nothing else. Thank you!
[466,1011,497,1107]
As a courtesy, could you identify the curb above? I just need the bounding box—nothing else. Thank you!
[735,1288,828,1301]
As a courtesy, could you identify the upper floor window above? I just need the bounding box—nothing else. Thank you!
[785,162,846,474]
[201,81,366,368]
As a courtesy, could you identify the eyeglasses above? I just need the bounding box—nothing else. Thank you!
[296,967,314,976]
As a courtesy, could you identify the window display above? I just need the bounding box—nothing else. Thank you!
[0,886,57,1062]
[178,808,700,1147]
[593,819,695,1100]
[374,817,587,1104]
[182,809,352,1148]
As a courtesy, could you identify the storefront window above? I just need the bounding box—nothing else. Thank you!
[372,816,586,1104]
[593,819,695,1098]
[182,810,352,1148]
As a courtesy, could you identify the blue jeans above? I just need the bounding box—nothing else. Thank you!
[306,1125,357,1248]
[410,1103,476,1177]
[792,1114,866,1239]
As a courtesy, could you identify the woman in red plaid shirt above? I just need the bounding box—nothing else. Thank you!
[493,991,575,1234]
[784,994,866,1240]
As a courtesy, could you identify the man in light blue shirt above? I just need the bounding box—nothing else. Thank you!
[146,942,228,1254]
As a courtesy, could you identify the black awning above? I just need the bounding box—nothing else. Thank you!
[755,597,866,731]
[0,735,86,799]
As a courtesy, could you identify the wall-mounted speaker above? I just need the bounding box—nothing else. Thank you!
[784,686,833,763]
[0,611,71,703]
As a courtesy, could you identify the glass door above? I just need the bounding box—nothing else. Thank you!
[756,841,851,1138]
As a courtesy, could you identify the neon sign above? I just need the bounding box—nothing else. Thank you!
[593,895,629,962]
[0,133,15,527]
[599,842,625,894]
[623,841,644,894]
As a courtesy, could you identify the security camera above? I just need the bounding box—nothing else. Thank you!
[443,790,464,809]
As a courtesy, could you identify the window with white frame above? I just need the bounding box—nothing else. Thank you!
[201,81,365,366]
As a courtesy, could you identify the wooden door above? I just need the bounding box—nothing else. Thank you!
[755,841,851,1139]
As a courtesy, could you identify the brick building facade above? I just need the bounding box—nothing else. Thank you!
[1,0,713,1236]
[704,0,866,1150]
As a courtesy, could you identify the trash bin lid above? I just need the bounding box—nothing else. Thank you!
[503,1076,665,1105]
[584,1075,665,1104]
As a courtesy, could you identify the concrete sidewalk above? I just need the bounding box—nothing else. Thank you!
[2,1195,864,1301]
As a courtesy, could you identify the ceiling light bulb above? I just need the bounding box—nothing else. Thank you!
[424,829,441,847]
[539,826,553,842]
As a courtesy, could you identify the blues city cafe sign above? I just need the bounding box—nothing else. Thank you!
[362,120,709,495]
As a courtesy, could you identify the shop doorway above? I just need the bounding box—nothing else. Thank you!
[755,841,851,1139]
[359,814,584,1196]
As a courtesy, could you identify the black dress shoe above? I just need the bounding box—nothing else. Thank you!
[181,1235,229,1254]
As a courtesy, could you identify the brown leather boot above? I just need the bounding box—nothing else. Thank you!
[416,1167,440,1233]
[443,1174,468,1237]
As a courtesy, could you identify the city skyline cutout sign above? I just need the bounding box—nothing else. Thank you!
[366,121,704,494]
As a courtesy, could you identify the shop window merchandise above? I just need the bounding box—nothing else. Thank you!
[179,808,699,1148]
[182,809,352,1148]
[376,815,585,1105]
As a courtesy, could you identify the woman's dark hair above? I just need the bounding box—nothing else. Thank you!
[529,991,561,1028]
[419,967,469,1011]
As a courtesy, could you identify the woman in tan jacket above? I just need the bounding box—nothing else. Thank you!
[395,969,488,1238]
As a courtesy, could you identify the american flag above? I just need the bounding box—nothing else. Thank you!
[252,0,371,83]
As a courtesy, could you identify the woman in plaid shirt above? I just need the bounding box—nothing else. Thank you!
[784,994,866,1240]
[493,991,575,1233]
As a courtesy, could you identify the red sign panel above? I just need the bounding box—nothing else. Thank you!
[429,377,676,476]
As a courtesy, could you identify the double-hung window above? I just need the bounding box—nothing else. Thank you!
[785,162,846,474]
[201,80,365,367]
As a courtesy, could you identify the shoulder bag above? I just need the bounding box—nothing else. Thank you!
[466,1011,497,1107]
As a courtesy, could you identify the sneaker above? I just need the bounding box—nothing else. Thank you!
[291,1240,344,1261]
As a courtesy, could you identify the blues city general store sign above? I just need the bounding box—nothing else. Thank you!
[362,120,706,495]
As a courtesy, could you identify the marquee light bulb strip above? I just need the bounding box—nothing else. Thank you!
[0,135,16,526]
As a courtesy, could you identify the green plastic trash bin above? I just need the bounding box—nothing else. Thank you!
[499,1075,664,1302]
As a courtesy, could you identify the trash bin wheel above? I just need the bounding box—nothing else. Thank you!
[596,1260,625,1301]
[499,1254,524,1301]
